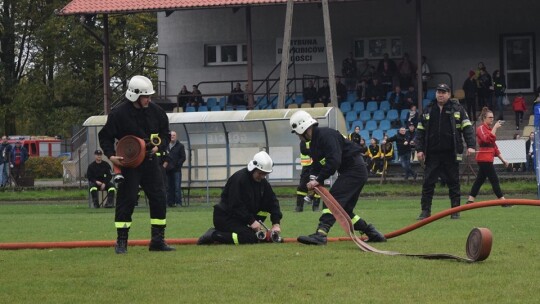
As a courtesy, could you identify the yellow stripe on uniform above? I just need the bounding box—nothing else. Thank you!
[322,208,332,214]
[150,218,166,226]
[232,233,239,245]
[257,211,269,217]
[296,191,308,196]
[351,215,361,224]
[89,187,98,192]
[115,222,131,229]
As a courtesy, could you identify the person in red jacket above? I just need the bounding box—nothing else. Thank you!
[512,93,527,130]
[466,107,510,206]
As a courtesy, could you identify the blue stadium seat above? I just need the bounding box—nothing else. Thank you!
[295,95,304,105]
[352,101,365,114]
[219,97,227,109]
[206,97,217,109]
[422,98,431,109]
[198,105,209,112]
[386,109,399,121]
[425,89,436,100]
[365,120,378,132]
[360,130,370,141]
[372,110,386,121]
[379,119,391,131]
[350,120,363,132]
[372,129,384,141]
[386,128,398,138]
[359,110,371,122]
[400,109,409,125]
[186,106,196,112]
[210,105,221,112]
[345,111,358,128]
[270,95,279,109]
[285,96,295,107]
[366,101,378,112]
[386,91,393,101]
[340,101,352,113]
[379,100,391,112]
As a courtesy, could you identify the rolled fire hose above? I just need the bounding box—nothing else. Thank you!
[313,186,493,262]
[112,135,146,175]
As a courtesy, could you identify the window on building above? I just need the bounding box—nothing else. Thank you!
[206,44,247,66]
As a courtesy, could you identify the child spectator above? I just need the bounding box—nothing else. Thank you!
[366,138,383,174]
[512,93,526,130]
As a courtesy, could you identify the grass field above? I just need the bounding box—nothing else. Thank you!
[0,190,539,304]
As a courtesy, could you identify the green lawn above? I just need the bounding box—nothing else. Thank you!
[0,192,539,303]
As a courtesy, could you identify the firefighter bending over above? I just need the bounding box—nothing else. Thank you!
[197,151,283,245]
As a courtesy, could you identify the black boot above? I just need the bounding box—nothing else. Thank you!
[417,210,431,220]
[91,192,100,208]
[354,219,386,242]
[149,226,176,251]
[297,229,328,245]
[294,195,304,212]
[197,228,216,245]
[115,228,129,254]
[104,192,115,208]
[312,198,320,212]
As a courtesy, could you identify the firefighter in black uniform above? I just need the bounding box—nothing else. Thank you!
[87,149,116,208]
[289,110,386,245]
[295,141,321,212]
[415,83,476,220]
[98,75,174,254]
[197,151,282,245]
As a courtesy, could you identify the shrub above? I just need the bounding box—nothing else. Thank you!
[25,157,65,178]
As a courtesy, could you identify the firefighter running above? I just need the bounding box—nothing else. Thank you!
[289,110,386,245]
[98,75,174,254]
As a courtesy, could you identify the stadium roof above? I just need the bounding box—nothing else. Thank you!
[56,0,354,16]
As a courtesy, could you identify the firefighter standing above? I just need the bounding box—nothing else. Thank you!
[87,149,116,208]
[295,141,321,212]
[289,110,386,245]
[415,83,476,220]
[197,151,282,245]
[98,75,174,254]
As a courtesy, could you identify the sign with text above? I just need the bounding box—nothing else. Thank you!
[276,37,326,64]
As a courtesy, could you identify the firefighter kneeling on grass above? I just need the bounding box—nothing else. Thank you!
[197,151,283,245]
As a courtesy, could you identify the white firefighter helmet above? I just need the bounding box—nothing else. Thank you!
[247,151,273,173]
[289,110,318,134]
[125,75,156,102]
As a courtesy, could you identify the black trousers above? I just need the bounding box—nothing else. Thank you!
[420,152,461,212]
[115,156,167,225]
[212,206,258,244]
[89,180,116,200]
[469,162,503,198]
[318,156,367,232]
[296,165,311,196]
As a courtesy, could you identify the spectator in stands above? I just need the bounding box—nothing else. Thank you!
[228,82,246,109]
[525,131,535,172]
[336,76,348,106]
[189,85,205,109]
[358,59,375,82]
[342,52,357,90]
[0,136,12,187]
[384,128,417,180]
[398,53,416,89]
[367,78,385,102]
[176,85,191,111]
[463,70,478,122]
[389,85,408,110]
[359,137,369,164]
[355,79,369,101]
[377,53,397,93]
[407,122,417,161]
[492,70,506,120]
[404,85,418,107]
[317,79,330,106]
[477,67,492,109]
[303,80,318,105]
[9,141,29,181]
[512,92,526,130]
[420,56,430,94]
[87,149,116,208]
[367,137,383,175]
[406,105,419,127]
[349,126,362,145]
[466,107,509,206]
[380,135,394,173]
[163,131,186,207]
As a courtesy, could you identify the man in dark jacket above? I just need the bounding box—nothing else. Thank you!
[163,131,186,207]
[10,141,29,180]
[197,151,282,245]
[383,126,417,180]
[87,149,116,208]
[98,75,174,254]
[415,83,476,220]
[289,110,386,245]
